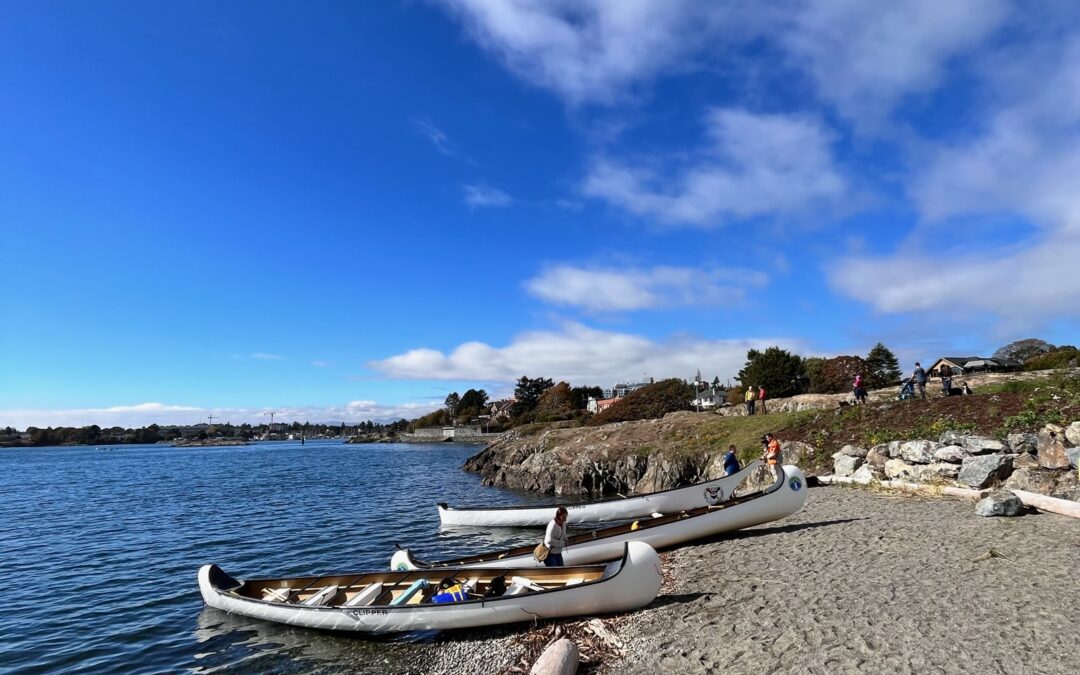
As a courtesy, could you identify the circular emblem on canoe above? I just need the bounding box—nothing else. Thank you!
[395,563,409,571]
[789,476,803,492]
[704,486,724,505]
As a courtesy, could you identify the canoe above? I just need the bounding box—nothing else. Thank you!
[438,460,764,527]
[393,465,806,571]
[197,541,661,634]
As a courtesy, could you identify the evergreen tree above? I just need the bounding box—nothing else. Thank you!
[865,342,902,388]
[736,346,807,398]
[512,376,554,417]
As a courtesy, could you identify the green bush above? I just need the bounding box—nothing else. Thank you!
[587,378,695,426]
[1025,346,1080,371]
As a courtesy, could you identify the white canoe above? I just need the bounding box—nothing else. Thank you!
[198,541,661,634]
[393,465,806,571]
[438,460,764,527]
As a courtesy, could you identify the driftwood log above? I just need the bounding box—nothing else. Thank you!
[817,475,987,500]
[1011,489,1080,519]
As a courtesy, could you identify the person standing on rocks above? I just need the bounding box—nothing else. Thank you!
[723,444,741,476]
[758,385,767,414]
[543,506,568,567]
[744,386,756,416]
[912,362,927,400]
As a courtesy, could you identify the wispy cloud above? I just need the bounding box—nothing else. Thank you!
[414,118,477,164]
[250,352,284,361]
[525,264,767,312]
[311,360,328,368]
[583,108,846,226]
[369,322,808,384]
[463,182,512,208]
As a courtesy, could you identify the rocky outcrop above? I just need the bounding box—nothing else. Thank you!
[975,490,1024,517]
[1007,432,1038,455]
[899,440,937,464]
[832,453,863,477]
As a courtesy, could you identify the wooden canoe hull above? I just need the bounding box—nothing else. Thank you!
[395,466,806,571]
[438,460,764,527]
[197,541,661,634]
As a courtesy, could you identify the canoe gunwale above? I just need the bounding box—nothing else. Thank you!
[437,459,762,514]
[204,543,632,612]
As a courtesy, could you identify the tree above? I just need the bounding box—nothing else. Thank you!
[736,346,807,398]
[512,376,554,417]
[444,392,460,418]
[808,355,867,393]
[570,385,604,410]
[535,382,575,420]
[993,338,1055,363]
[587,379,695,426]
[864,343,902,388]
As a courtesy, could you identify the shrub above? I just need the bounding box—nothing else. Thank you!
[587,378,695,426]
[1024,346,1080,371]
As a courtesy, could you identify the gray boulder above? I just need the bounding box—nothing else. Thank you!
[1037,424,1070,469]
[1012,452,1040,470]
[958,454,1014,488]
[865,446,889,470]
[961,436,1006,454]
[884,458,917,480]
[900,440,938,464]
[915,463,961,481]
[1066,422,1080,447]
[832,453,864,477]
[939,430,966,446]
[1067,447,1079,469]
[1007,432,1038,454]
[933,445,967,463]
[850,464,879,484]
[975,490,1024,517]
[1004,467,1060,495]
[838,444,868,458]
[780,440,818,467]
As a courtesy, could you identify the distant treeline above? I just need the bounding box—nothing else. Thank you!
[0,419,409,448]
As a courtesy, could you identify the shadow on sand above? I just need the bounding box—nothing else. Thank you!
[677,517,866,549]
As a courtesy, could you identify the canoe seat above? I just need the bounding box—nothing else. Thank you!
[263,588,292,603]
[343,582,382,607]
[301,585,339,606]
[462,578,479,594]
[390,579,428,606]
[563,577,585,586]
[505,576,543,596]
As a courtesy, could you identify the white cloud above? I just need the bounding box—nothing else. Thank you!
[463,183,512,208]
[830,30,1080,327]
[311,360,328,367]
[414,118,476,164]
[525,264,767,311]
[583,108,846,226]
[0,401,439,430]
[369,322,807,384]
[250,352,284,361]
[783,0,1008,123]
[434,0,748,105]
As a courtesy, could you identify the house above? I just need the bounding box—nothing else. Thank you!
[929,356,1022,376]
[587,397,619,414]
[692,386,728,409]
[488,398,516,420]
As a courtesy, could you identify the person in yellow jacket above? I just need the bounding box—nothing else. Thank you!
[744,386,756,416]
[763,432,783,479]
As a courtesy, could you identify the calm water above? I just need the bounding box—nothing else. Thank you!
[0,441,563,674]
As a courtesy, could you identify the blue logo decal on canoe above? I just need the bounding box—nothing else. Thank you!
[788,476,802,492]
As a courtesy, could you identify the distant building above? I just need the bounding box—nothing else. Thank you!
[929,356,1022,375]
[489,398,516,420]
[692,386,728,409]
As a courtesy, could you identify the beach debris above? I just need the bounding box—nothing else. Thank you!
[974,490,1025,517]
[971,548,1015,564]
[529,638,578,675]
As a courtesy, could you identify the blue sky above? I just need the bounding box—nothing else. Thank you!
[3,1,1079,428]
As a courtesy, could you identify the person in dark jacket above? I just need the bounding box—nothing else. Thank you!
[722,444,741,476]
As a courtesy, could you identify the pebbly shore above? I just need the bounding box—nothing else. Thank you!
[377,484,1080,674]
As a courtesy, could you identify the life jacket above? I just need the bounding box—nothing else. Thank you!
[766,438,782,465]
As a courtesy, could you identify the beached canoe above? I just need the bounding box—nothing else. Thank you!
[438,460,764,527]
[197,541,661,634]
[393,465,806,571]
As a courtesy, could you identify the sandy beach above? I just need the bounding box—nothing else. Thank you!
[613,485,1080,674]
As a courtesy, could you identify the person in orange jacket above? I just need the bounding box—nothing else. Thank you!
[763,432,783,479]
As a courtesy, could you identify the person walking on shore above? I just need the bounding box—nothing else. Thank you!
[744,386,756,416]
[912,362,927,400]
[763,433,783,479]
[543,506,568,567]
[722,444,741,476]
[758,385,767,414]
